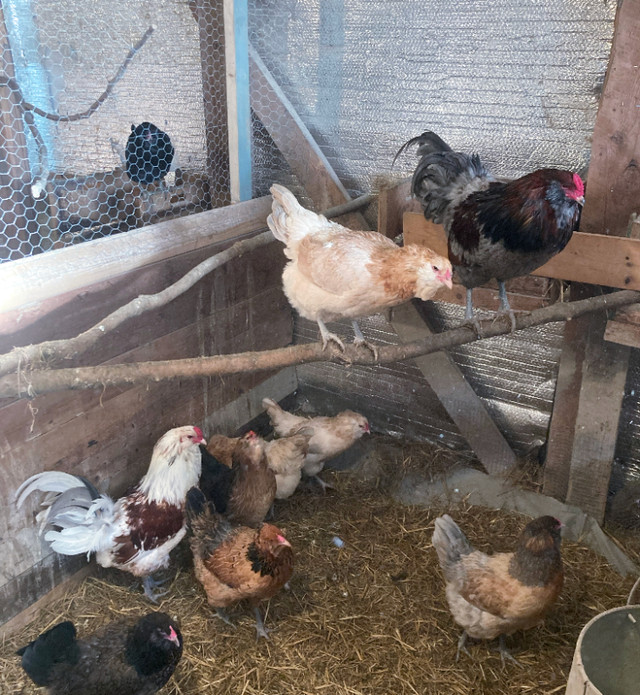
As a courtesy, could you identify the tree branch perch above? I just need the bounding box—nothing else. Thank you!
[3,290,638,400]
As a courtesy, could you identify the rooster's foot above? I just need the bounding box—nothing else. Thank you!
[142,575,169,603]
[496,635,522,668]
[214,608,236,628]
[253,607,274,641]
[494,308,520,333]
[455,631,472,662]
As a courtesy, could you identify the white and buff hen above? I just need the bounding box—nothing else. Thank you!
[263,397,369,491]
[267,183,452,354]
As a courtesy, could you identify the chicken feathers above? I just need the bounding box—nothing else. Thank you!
[432,514,563,664]
[186,487,293,639]
[17,612,182,695]
[397,131,584,328]
[267,183,452,353]
[262,397,369,491]
[16,426,205,601]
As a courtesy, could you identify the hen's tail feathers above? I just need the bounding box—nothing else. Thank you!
[17,621,79,687]
[267,184,329,248]
[432,515,473,582]
[185,486,232,558]
[262,397,307,437]
[16,471,115,557]
[395,132,493,224]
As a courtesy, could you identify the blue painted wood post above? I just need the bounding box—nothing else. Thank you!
[224,0,252,202]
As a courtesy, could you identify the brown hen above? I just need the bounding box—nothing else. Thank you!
[186,487,293,639]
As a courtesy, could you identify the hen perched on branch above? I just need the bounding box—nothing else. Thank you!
[395,131,584,329]
[267,183,452,355]
[16,426,205,601]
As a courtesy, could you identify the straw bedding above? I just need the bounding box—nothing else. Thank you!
[1,435,637,695]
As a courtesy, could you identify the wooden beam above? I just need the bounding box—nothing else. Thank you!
[377,178,420,239]
[0,195,272,315]
[404,212,640,290]
[390,301,517,474]
[224,0,252,202]
[249,45,368,230]
[578,0,640,237]
[191,0,230,208]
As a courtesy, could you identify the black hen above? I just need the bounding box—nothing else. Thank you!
[17,612,183,695]
[395,131,584,328]
[125,122,174,185]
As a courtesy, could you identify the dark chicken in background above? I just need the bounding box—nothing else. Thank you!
[199,430,277,527]
[125,121,175,185]
[432,514,563,665]
[17,612,183,695]
[16,426,206,601]
[186,487,294,639]
[396,131,584,328]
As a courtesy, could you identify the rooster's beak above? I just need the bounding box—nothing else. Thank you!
[576,196,585,206]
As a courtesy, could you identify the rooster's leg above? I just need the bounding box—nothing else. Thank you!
[253,606,272,640]
[497,634,522,668]
[142,574,169,603]
[497,282,517,332]
[463,289,483,335]
[317,318,345,352]
[351,320,378,360]
[455,631,472,661]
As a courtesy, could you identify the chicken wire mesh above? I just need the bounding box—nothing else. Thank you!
[4,1,639,525]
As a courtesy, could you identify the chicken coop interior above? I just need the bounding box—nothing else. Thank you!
[2,0,640,693]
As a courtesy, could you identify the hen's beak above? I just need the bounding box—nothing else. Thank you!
[438,269,453,289]
[576,196,585,206]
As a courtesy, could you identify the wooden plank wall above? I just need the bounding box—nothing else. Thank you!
[0,212,294,627]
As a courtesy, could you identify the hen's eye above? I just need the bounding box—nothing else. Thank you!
[433,265,440,271]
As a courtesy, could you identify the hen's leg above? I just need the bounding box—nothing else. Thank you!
[351,320,378,360]
[497,634,522,668]
[214,607,235,628]
[253,606,272,640]
[455,631,471,661]
[142,574,169,603]
[317,318,345,352]
[312,474,335,494]
[497,282,517,332]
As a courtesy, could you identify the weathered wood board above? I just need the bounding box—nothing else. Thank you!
[390,301,517,474]
[404,212,640,291]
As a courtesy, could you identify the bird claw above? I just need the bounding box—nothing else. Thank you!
[461,315,483,337]
[312,475,335,494]
[142,575,169,603]
[322,333,346,353]
[497,635,523,668]
[253,607,273,640]
[494,308,518,333]
[353,337,378,361]
[455,631,472,662]
[214,608,236,628]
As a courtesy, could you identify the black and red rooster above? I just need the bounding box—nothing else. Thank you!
[395,131,585,329]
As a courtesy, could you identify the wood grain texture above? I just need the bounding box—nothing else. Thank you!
[0,225,292,627]
[578,0,640,237]
[249,46,368,230]
[377,179,420,239]
[390,301,517,474]
[404,212,640,290]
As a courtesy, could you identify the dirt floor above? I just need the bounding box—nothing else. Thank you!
[1,435,638,695]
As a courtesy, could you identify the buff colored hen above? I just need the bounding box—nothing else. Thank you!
[267,183,452,354]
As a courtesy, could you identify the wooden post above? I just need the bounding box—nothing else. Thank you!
[543,0,639,522]
[190,0,230,208]
[224,0,252,202]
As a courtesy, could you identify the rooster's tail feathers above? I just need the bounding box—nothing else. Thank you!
[432,515,473,580]
[17,621,79,687]
[16,471,116,557]
[392,130,452,167]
